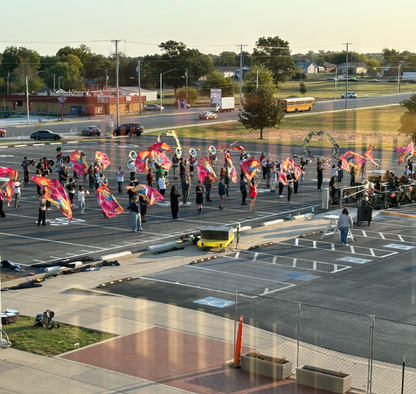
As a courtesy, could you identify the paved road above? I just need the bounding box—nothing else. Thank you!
[0,135,404,266]
[1,92,413,139]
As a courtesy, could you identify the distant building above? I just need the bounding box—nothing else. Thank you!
[321,62,337,72]
[295,62,320,74]
[337,62,367,74]
[216,66,250,79]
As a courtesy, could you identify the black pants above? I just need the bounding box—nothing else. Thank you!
[263,167,267,179]
[171,203,179,219]
[241,189,247,204]
[338,170,343,182]
[279,183,284,195]
[0,200,5,217]
[317,171,323,190]
[294,180,298,193]
[160,189,165,197]
[130,172,135,181]
[206,186,211,201]
[24,170,29,183]
[37,209,45,225]
[182,188,188,204]
[287,186,292,202]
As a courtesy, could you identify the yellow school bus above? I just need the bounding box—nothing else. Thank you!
[277,97,316,113]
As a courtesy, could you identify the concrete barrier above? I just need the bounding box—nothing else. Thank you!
[261,219,284,227]
[100,251,132,261]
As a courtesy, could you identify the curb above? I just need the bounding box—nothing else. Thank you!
[261,219,284,227]
[100,251,132,261]
[291,213,315,220]
[380,210,416,219]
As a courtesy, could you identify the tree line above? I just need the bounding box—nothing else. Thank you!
[0,37,414,95]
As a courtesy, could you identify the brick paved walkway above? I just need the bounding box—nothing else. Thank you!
[62,327,339,394]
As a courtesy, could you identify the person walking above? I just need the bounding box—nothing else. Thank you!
[147,169,154,187]
[240,173,248,205]
[196,180,204,214]
[21,157,31,184]
[172,154,179,179]
[249,179,258,211]
[129,196,143,232]
[293,172,299,194]
[0,189,6,218]
[337,159,344,182]
[170,185,181,219]
[299,157,306,182]
[139,195,148,223]
[13,180,21,208]
[116,167,124,193]
[270,164,277,192]
[158,174,167,197]
[337,207,353,246]
[78,185,88,215]
[287,173,294,203]
[88,164,95,190]
[181,173,191,205]
[37,193,47,226]
[127,181,136,207]
[317,158,323,191]
[204,174,213,202]
[66,178,76,205]
[218,178,226,209]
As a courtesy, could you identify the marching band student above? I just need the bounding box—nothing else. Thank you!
[287,173,294,203]
[293,172,299,194]
[218,178,226,209]
[195,180,204,214]
[278,168,284,198]
[0,188,6,218]
[13,179,21,208]
[240,173,248,204]
[299,157,306,182]
[317,158,323,191]
[116,166,124,193]
[204,174,213,202]
[270,164,277,192]
[249,179,258,211]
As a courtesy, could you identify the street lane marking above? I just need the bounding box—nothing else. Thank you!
[379,233,385,239]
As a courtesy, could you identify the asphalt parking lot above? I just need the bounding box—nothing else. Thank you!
[102,213,416,366]
[0,135,406,266]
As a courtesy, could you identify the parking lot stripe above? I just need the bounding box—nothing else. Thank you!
[260,283,296,295]
[292,258,296,267]
[398,235,404,242]
[362,230,367,237]
[380,233,386,239]
[370,248,376,256]
[253,253,258,261]
[350,246,355,254]
[313,241,317,248]
[189,264,274,282]
[272,256,277,264]
[331,243,335,251]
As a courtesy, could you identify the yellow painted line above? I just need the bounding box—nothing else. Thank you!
[380,210,416,219]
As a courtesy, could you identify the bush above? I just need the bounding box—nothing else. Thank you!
[247,350,288,364]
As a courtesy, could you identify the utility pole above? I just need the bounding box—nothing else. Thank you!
[53,74,55,92]
[138,60,142,115]
[398,63,401,94]
[111,39,122,128]
[237,44,247,111]
[6,71,10,95]
[185,67,188,107]
[105,69,108,92]
[343,42,352,109]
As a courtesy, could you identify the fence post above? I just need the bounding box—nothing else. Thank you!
[297,303,301,368]
[367,314,374,394]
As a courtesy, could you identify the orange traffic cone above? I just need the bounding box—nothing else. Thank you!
[234,315,244,365]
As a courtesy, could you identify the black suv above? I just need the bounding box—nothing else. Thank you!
[113,123,144,137]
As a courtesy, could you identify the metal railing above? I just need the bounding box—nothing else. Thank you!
[234,292,416,394]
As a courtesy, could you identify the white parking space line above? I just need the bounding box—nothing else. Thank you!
[260,283,296,295]
[362,231,367,237]
[140,276,256,299]
[226,251,350,274]
[350,246,355,254]
[379,233,386,239]
[369,249,376,256]
[253,253,258,261]
[398,235,404,242]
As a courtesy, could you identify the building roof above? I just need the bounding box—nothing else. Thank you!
[321,62,337,68]
[295,62,318,68]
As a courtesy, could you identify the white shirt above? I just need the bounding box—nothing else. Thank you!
[78,190,85,202]
[13,183,21,194]
[158,177,166,190]
[116,170,124,182]
[332,167,338,177]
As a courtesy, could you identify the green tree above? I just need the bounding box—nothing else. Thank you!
[239,88,284,140]
[252,36,296,83]
[365,58,381,77]
[216,51,239,66]
[399,94,416,141]
[10,63,43,93]
[243,66,276,94]
[175,86,198,105]
[0,46,41,77]
[299,82,307,95]
[200,70,237,97]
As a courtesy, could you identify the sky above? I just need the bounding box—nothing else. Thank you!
[2,0,416,57]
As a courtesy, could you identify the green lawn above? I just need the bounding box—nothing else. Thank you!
[3,316,115,357]
[149,105,409,149]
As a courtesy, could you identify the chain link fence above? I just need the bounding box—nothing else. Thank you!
[235,292,416,394]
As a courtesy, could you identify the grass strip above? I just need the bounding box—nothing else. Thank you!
[3,316,115,357]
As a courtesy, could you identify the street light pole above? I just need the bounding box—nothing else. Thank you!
[58,76,63,91]
[25,75,30,125]
[160,68,177,115]
[185,68,188,107]
[398,63,401,94]
[138,60,142,116]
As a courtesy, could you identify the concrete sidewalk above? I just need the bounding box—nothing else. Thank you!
[0,213,363,394]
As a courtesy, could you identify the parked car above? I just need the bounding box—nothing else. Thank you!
[326,78,337,82]
[30,130,63,141]
[173,101,191,108]
[198,111,217,120]
[341,92,357,99]
[144,104,163,111]
[348,78,358,82]
[82,126,101,136]
[113,123,144,137]
[0,129,6,138]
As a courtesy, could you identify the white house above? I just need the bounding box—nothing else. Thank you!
[295,62,320,74]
